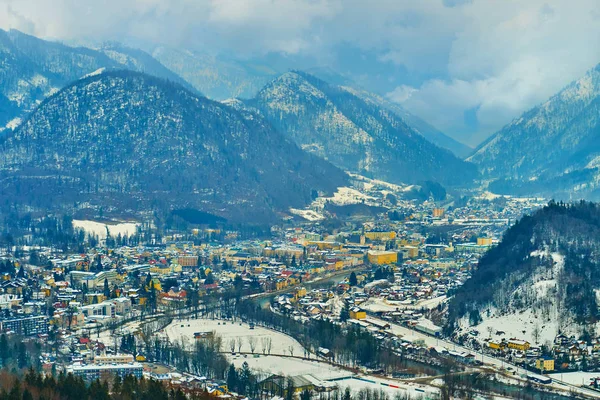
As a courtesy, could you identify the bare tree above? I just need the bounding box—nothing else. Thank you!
[237,337,243,353]
[229,339,236,353]
[288,345,295,357]
[248,337,256,354]
[532,324,540,345]
[261,337,268,355]
[267,338,273,355]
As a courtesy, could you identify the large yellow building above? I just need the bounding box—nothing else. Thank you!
[365,231,397,241]
[477,237,493,246]
[535,357,555,372]
[367,250,398,265]
[507,339,530,351]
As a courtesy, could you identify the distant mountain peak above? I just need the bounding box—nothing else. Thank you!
[469,62,600,200]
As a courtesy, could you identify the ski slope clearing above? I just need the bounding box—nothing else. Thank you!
[73,220,140,239]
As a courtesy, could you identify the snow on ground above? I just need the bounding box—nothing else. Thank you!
[318,187,376,206]
[336,376,437,398]
[289,208,325,221]
[73,220,140,239]
[230,355,347,380]
[361,296,446,313]
[5,117,21,130]
[164,318,305,355]
[465,308,558,346]
[347,173,406,192]
[548,371,600,387]
[83,68,106,79]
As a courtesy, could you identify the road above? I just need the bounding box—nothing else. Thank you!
[366,315,600,399]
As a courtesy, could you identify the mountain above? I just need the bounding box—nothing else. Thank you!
[0,28,116,129]
[447,201,600,343]
[151,46,279,100]
[98,43,199,94]
[246,71,478,187]
[468,64,600,199]
[0,71,347,222]
[341,87,473,158]
[0,30,193,131]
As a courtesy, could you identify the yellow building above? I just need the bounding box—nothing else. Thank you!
[536,357,555,372]
[365,231,397,241]
[367,250,398,265]
[150,265,172,275]
[349,307,366,320]
[398,245,419,259]
[433,208,445,217]
[507,339,530,351]
[308,241,341,250]
[477,237,493,246]
[488,341,504,350]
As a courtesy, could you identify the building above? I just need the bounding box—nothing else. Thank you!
[259,375,314,396]
[488,341,504,350]
[433,208,445,218]
[535,356,555,372]
[111,297,132,315]
[364,231,397,241]
[177,256,198,267]
[367,250,398,265]
[94,354,134,364]
[414,320,443,337]
[349,307,366,320]
[81,301,116,318]
[477,237,493,246]
[507,339,530,351]
[67,363,143,381]
[0,315,48,335]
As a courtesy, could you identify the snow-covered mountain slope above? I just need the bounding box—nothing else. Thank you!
[448,201,600,342]
[468,64,600,199]
[0,70,347,222]
[0,29,192,131]
[246,71,478,187]
[341,86,473,158]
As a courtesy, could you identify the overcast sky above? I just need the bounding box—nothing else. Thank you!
[2,0,600,146]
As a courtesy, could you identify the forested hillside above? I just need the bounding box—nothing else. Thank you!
[447,201,600,337]
[0,71,347,222]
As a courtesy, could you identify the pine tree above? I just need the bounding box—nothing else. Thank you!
[349,272,358,286]
[103,278,110,299]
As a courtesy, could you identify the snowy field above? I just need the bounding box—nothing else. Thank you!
[465,308,558,346]
[73,220,140,239]
[548,372,600,386]
[230,355,347,379]
[361,296,446,312]
[336,376,437,398]
[165,318,305,355]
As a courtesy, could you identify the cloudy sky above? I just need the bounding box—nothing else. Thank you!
[2,0,600,146]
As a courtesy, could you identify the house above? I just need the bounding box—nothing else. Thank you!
[507,339,530,352]
[535,356,555,372]
[259,375,314,396]
[349,307,366,320]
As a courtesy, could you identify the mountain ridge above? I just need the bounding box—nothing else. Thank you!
[0,70,347,222]
[468,63,600,199]
[246,70,478,187]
